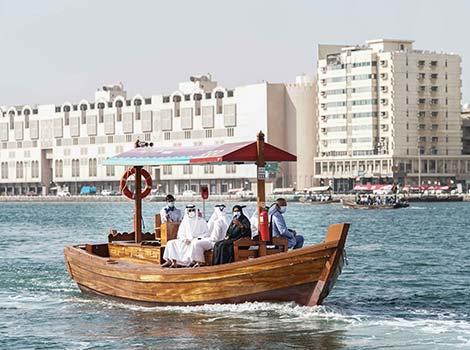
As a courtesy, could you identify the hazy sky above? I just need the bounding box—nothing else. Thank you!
[1,0,469,107]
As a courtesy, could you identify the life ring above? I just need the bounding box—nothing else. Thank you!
[120,167,152,200]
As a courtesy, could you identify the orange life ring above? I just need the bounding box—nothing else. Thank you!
[120,167,152,200]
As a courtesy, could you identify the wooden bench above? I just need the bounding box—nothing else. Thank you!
[107,230,155,242]
[233,237,288,262]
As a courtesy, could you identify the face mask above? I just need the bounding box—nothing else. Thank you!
[167,202,175,208]
[280,206,287,214]
[188,211,196,218]
[233,212,241,218]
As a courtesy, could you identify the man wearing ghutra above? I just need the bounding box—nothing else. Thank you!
[160,194,182,223]
[212,205,251,265]
[161,205,209,268]
[188,204,230,267]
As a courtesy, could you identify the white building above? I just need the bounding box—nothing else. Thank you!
[0,75,316,195]
[315,39,470,191]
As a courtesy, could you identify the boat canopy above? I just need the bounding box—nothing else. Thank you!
[272,187,296,194]
[103,141,297,166]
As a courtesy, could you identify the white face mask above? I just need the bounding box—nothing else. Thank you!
[280,206,287,214]
[233,212,241,218]
[168,202,175,208]
[188,211,196,218]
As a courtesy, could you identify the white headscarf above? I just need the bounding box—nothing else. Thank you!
[208,205,230,242]
[177,206,210,241]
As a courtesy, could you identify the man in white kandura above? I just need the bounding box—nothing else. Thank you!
[188,204,230,267]
[161,205,209,268]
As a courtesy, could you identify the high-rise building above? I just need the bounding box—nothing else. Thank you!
[315,39,470,191]
[0,75,316,195]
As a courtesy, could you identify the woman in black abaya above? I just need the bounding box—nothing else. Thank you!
[212,205,251,265]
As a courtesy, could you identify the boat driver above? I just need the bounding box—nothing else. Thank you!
[269,198,304,249]
[160,194,182,223]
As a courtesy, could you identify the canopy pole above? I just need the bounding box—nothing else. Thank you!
[134,166,143,243]
[256,131,266,231]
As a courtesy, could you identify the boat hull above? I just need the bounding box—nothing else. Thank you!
[64,224,349,306]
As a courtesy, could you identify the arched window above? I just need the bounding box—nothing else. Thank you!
[88,158,97,177]
[24,109,31,129]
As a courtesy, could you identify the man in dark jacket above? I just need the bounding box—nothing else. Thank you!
[212,205,251,265]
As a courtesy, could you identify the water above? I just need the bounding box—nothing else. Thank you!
[1,201,469,349]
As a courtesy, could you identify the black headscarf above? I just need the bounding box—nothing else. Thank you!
[226,205,251,240]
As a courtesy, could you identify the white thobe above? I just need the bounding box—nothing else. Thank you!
[163,213,209,266]
[189,210,229,263]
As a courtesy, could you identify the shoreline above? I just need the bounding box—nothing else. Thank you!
[1,194,469,203]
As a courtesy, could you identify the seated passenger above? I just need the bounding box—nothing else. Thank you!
[188,204,230,267]
[160,194,182,223]
[212,205,251,265]
[269,198,304,249]
[161,205,209,268]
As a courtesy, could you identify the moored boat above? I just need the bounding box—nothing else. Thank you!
[341,198,409,209]
[64,132,350,306]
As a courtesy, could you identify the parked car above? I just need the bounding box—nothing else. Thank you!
[182,190,196,197]
[57,190,71,197]
[80,186,97,195]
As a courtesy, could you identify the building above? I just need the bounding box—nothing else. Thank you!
[315,39,470,191]
[0,75,316,195]
[462,104,470,155]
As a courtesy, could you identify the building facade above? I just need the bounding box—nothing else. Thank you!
[315,39,470,191]
[0,75,316,195]
[462,104,470,155]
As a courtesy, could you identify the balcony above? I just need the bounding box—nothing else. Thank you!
[380,86,388,93]
[380,60,388,67]
[380,73,388,80]
[380,98,388,105]
[417,111,426,118]
[430,73,438,80]
[430,60,438,68]
[417,60,425,68]
[417,73,426,80]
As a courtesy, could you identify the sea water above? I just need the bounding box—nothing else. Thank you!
[0,201,469,349]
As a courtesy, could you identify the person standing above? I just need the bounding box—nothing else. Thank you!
[212,205,251,265]
[161,205,209,267]
[269,198,304,249]
[160,194,182,223]
[188,204,230,267]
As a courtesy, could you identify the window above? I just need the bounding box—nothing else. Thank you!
[184,94,191,101]
[145,98,152,104]
[227,90,234,97]
[108,136,113,143]
[162,165,172,175]
[204,164,214,174]
[183,165,193,175]
[164,132,171,141]
[227,128,234,137]
[205,129,213,138]
[55,160,63,178]
[225,164,236,174]
[144,133,151,141]
[16,161,24,179]
[89,158,97,177]
[184,130,191,139]
[72,159,80,177]
[106,165,115,177]
[73,138,78,145]
[89,136,95,144]
[126,135,133,142]
[163,96,170,103]
[205,92,211,99]
[1,162,8,179]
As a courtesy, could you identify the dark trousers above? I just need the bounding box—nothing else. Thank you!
[212,239,235,265]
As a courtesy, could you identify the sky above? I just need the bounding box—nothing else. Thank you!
[0,0,469,107]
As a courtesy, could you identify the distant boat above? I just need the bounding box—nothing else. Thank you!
[403,185,464,202]
[341,199,409,209]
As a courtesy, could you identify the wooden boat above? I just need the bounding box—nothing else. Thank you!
[64,132,350,306]
[342,199,409,209]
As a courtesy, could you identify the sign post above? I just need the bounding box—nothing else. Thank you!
[200,185,209,219]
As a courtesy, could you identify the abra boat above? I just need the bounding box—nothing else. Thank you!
[341,199,409,209]
[64,132,350,306]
